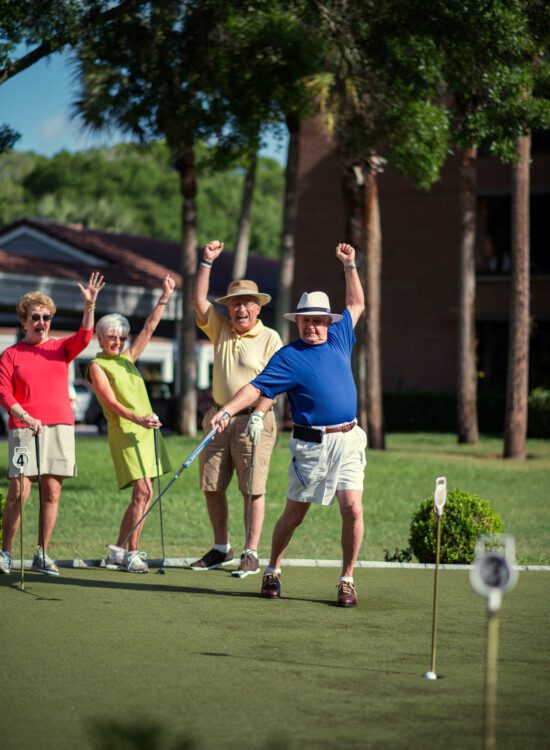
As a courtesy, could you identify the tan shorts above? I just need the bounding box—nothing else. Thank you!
[288,425,367,506]
[199,406,277,494]
[7,425,77,479]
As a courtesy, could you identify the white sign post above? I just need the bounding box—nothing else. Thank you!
[470,535,518,750]
[424,476,447,680]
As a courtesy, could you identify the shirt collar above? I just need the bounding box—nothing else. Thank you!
[232,319,264,338]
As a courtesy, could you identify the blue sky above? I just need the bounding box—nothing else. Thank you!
[0,49,288,162]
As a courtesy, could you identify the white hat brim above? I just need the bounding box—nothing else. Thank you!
[284,311,342,323]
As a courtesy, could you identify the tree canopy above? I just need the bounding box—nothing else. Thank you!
[0,141,284,254]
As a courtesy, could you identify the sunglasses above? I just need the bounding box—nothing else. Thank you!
[229,300,258,309]
[30,314,52,322]
[106,335,128,342]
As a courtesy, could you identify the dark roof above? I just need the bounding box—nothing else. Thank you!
[0,217,280,305]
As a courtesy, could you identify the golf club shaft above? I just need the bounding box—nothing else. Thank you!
[429,515,442,673]
[34,434,45,568]
[153,427,166,568]
[19,473,24,590]
[245,441,257,549]
[123,419,226,546]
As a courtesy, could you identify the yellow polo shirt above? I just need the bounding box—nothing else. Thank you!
[198,307,283,405]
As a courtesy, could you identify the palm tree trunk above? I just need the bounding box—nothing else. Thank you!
[457,147,479,444]
[364,162,384,450]
[341,160,367,432]
[275,113,301,345]
[175,145,198,436]
[274,113,301,429]
[504,133,531,459]
[232,151,257,280]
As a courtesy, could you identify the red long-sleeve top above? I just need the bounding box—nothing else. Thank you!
[0,327,93,429]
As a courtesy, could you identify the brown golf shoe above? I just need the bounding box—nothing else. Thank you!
[190,548,234,570]
[337,580,357,608]
[260,572,281,599]
[231,551,260,578]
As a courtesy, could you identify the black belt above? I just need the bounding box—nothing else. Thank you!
[292,421,356,443]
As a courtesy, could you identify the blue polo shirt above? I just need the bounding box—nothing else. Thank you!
[250,308,357,426]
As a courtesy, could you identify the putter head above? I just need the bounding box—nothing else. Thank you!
[157,567,165,575]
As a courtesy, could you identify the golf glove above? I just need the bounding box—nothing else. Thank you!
[247,411,265,445]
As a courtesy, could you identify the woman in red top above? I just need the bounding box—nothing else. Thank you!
[0,273,105,576]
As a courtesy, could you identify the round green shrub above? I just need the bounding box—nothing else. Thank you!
[409,489,503,564]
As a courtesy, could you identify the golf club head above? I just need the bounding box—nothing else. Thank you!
[433,476,447,517]
[157,568,165,575]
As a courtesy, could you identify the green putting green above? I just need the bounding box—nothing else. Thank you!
[2,566,548,750]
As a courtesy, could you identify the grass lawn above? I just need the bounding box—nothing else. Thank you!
[1,566,549,750]
[0,432,549,564]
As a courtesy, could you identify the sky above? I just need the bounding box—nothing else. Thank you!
[0,49,288,163]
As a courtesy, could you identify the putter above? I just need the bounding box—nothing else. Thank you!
[34,434,46,571]
[12,446,30,590]
[232,440,257,578]
[424,476,447,681]
[152,417,166,575]
[123,414,229,546]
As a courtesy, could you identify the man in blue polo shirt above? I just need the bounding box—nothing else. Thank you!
[210,243,366,607]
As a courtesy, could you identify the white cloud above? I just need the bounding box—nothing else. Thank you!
[38,112,68,143]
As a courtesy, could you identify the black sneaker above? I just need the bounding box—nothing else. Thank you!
[260,572,281,599]
[231,550,260,578]
[190,548,234,570]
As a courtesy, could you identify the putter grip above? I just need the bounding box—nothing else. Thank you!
[34,433,41,476]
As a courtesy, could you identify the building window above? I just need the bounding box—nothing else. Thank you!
[476,194,550,275]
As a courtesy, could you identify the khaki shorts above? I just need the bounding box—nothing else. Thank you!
[7,425,77,479]
[287,425,367,506]
[199,406,277,494]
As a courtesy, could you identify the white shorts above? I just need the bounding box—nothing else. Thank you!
[7,425,77,479]
[287,425,367,506]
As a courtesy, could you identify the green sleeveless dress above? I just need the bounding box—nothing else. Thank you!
[86,353,172,489]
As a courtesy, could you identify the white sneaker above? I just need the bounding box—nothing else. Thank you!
[105,544,125,569]
[31,546,59,576]
[0,550,13,575]
[123,550,149,574]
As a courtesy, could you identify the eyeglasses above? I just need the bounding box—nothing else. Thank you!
[229,300,258,310]
[106,335,128,342]
[30,314,52,322]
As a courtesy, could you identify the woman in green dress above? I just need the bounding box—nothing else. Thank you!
[87,275,176,573]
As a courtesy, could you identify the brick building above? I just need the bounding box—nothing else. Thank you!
[292,119,550,398]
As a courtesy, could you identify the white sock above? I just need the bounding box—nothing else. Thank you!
[339,576,354,583]
[265,566,281,574]
[243,548,258,558]
[214,543,231,553]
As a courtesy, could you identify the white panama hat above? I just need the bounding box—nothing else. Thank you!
[283,291,342,323]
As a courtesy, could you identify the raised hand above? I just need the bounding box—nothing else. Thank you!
[335,243,356,266]
[78,272,105,305]
[203,240,224,263]
[162,275,176,299]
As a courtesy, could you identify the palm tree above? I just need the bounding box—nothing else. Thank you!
[504,133,531,459]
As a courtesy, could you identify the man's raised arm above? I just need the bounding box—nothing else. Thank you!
[192,240,224,324]
[336,243,365,327]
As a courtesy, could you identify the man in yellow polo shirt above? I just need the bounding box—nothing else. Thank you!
[190,240,282,577]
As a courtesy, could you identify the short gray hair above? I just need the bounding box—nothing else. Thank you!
[95,313,130,338]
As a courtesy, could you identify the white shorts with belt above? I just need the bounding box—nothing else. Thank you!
[287,424,367,506]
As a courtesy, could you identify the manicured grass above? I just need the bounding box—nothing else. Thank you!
[0,432,548,564]
[1,566,549,750]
